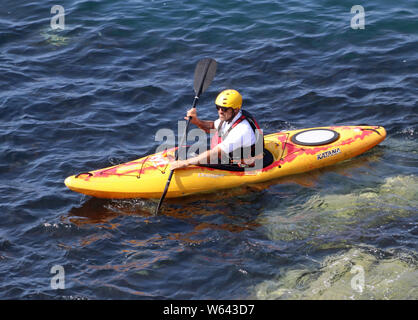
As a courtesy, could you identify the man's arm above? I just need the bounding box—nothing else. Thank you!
[193,119,215,133]
[170,146,223,170]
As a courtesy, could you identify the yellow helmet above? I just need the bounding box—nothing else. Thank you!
[215,89,242,110]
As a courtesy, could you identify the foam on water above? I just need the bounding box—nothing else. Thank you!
[254,246,418,300]
[260,174,418,242]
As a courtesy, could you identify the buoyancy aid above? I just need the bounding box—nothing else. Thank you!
[210,110,264,162]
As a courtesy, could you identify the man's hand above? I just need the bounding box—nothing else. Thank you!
[184,108,214,133]
[184,108,198,125]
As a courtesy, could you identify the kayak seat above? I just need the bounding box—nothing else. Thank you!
[197,148,274,172]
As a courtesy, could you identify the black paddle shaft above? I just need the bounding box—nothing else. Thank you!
[155,58,217,214]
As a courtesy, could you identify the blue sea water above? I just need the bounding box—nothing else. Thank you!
[0,0,417,299]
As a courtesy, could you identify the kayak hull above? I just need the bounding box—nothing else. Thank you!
[64,125,386,199]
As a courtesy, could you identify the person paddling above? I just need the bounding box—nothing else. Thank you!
[170,89,263,170]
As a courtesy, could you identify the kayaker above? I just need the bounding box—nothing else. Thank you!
[170,89,263,170]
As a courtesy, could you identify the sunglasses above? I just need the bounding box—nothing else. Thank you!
[216,105,233,112]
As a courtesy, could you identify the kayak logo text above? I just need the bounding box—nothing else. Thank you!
[317,148,341,160]
[155,121,264,171]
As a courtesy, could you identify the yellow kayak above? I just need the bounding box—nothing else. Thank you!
[64,125,386,199]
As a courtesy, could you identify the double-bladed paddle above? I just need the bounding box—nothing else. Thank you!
[155,58,217,214]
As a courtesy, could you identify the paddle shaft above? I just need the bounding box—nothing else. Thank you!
[154,97,198,214]
[176,96,199,158]
[155,58,216,214]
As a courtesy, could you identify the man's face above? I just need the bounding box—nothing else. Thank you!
[217,106,237,122]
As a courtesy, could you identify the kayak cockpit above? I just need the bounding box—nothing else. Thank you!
[197,148,275,172]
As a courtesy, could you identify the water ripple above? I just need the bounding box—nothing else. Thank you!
[0,0,417,299]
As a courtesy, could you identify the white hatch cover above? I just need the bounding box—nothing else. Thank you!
[291,129,339,146]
